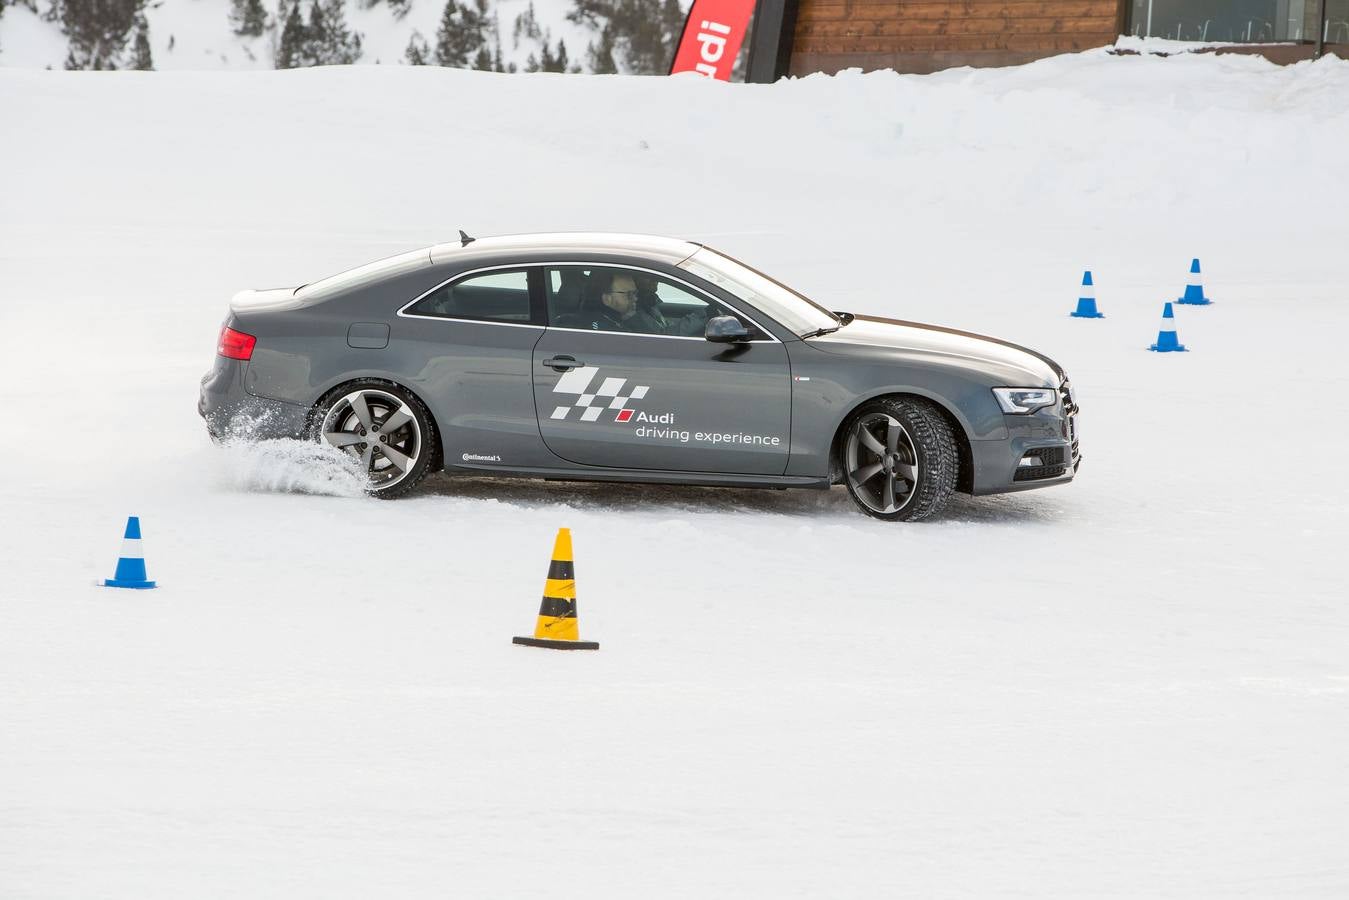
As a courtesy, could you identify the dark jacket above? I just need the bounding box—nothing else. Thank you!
[556,297,708,336]
[556,302,629,332]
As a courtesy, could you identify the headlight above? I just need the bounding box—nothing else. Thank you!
[992,387,1057,414]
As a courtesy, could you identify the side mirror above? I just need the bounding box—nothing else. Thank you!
[705,315,752,343]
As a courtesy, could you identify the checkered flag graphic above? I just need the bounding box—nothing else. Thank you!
[550,366,650,422]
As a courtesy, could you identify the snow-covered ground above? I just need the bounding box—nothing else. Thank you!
[2,51,1348,897]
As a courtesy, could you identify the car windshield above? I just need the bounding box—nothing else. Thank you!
[679,248,841,338]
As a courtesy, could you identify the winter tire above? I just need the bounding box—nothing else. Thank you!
[842,397,958,522]
[313,381,437,499]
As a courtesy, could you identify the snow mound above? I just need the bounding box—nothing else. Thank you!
[4,55,1349,898]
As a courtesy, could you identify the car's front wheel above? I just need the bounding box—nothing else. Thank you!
[313,382,437,498]
[842,397,957,522]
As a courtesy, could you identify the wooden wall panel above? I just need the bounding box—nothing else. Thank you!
[794,33,1116,52]
[789,48,1046,73]
[797,1,1118,23]
[790,0,1124,72]
[796,17,1120,38]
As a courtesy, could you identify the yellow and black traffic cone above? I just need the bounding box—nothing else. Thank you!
[512,528,599,651]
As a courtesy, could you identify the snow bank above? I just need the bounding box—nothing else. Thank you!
[2,52,1348,898]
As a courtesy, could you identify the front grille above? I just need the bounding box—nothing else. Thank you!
[1061,379,1081,466]
[1014,464,1067,481]
[1014,446,1066,481]
[1059,380,1078,415]
[1034,447,1065,466]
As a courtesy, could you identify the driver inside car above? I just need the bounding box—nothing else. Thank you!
[634,274,711,337]
[559,270,709,337]
[554,271,635,332]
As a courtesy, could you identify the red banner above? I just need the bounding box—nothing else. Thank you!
[669,0,757,80]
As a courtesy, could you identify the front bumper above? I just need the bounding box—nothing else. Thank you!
[969,380,1081,495]
[199,356,310,442]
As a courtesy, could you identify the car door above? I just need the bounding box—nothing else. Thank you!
[532,264,792,475]
[395,265,557,469]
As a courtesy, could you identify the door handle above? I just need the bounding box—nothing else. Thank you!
[543,356,585,371]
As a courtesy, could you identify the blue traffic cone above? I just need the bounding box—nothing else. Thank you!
[1176,258,1213,305]
[1149,302,1187,352]
[103,516,157,589]
[1070,270,1104,318]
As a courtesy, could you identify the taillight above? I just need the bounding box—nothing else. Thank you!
[217,325,257,360]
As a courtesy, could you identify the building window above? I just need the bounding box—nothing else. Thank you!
[1326,0,1349,41]
[1128,0,1326,42]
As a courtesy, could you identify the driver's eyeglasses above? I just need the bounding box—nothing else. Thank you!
[606,289,639,299]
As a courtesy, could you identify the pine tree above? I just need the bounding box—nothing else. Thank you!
[471,45,491,70]
[523,50,537,72]
[511,0,538,48]
[484,8,504,70]
[660,0,683,43]
[317,0,361,63]
[301,0,326,65]
[229,0,266,37]
[276,0,304,67]
[127,12,151,68]
[472,0,493,62]
[404,29,428,64]
[62,0,144,69]
[491,30,506,72]
[433,0,461,66]
[553,38,569,72]
[623,4,669,74]
[434,0,486,68]
[586,23,617,74]
[569,0,690,75]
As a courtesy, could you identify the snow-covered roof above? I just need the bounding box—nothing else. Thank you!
[428,232,701,266]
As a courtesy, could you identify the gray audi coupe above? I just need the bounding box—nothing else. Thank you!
[200,232,1080,520]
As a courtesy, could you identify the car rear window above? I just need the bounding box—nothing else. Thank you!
[405,269,535,324]
[295,249,431,302]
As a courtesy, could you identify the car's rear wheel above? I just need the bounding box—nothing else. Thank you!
[314,382,436,498]
[842,397,957,522]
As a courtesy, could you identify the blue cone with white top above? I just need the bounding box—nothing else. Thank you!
[1149,302,1187,353]
[103,516,157,589]
[1070,270,1104,318]
[1176,257,1213,305]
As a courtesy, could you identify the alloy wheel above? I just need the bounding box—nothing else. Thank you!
[845,413,919,515]
[320,389,422,490]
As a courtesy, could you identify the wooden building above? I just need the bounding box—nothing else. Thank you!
[745,0,1349,80]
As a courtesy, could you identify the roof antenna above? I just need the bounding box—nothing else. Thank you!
[459,229,475,247]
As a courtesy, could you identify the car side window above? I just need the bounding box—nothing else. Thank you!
[547,265,759,338]
[407,270,534,324]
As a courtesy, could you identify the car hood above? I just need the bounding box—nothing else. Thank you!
[808,315,1063,386]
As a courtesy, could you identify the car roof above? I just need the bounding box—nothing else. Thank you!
[427,232,702,267]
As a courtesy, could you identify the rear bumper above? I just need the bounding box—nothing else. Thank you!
[199,356,309,441]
